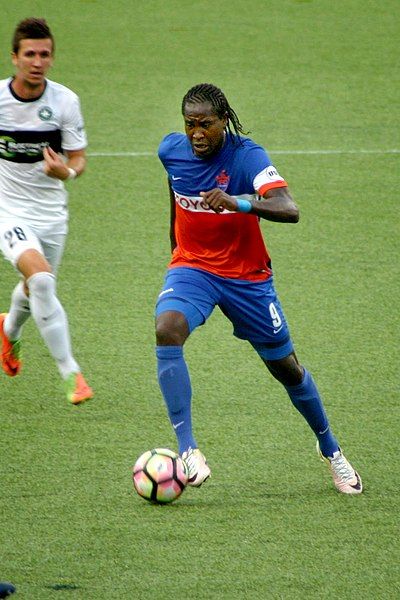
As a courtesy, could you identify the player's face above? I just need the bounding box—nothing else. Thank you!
[12,38,54,90]
[183,101,227,158]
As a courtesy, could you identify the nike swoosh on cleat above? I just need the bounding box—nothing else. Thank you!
[351,473,362,490]
[173,421,184,429]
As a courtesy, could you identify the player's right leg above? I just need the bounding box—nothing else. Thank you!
[0,220,92,402]
[155,310,196,455]
[0,219,39,376]
[155,267,216,485]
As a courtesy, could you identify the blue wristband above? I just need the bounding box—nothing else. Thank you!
[236,198,252,213]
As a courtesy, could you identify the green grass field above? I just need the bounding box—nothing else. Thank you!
[0,1,399,598]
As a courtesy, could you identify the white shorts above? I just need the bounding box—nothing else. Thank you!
[0,218,67,275]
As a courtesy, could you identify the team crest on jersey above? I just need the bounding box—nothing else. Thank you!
[38,106,53,121]
[215,169,230,191]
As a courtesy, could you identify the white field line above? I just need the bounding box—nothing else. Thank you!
[88,149,400,157]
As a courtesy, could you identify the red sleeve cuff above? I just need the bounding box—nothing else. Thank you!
[257,180,288,196]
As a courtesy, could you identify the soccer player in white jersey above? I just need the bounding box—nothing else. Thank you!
[0,18,93,404]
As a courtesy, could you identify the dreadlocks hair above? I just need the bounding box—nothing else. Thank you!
[12,18,54,54]
[182,83,249,142]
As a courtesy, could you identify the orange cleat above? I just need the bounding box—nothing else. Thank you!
[65,372,94,405]
[0,313,22,377]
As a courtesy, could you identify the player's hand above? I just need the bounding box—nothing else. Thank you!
[43,146,69,180]
[200,188,238,213]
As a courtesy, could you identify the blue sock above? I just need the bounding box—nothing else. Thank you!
[156,345,197,454]
[285,368,339,457]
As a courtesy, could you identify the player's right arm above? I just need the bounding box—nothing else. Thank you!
[168,178,177,252]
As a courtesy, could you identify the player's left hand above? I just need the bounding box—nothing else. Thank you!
[200,188,237,213]
[43,146,69,180]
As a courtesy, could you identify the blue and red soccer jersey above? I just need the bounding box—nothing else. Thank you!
[158,133,287,281]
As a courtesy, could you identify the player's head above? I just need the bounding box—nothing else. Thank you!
[11,18,54,90]
[12,18,54,55]
[182,83,247,157]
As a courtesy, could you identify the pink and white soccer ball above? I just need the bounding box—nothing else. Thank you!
[133,448,189,504]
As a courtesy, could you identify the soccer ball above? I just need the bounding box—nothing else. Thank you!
[133,448,189,504]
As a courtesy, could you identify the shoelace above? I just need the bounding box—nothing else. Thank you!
[183,449,197,478]
[330,453,355,483]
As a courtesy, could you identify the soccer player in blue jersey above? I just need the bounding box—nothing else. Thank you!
[155,83,362,494]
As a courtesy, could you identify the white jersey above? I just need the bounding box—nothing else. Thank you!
[0,77,87,232]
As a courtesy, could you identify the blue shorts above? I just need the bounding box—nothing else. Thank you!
[155,267,294,360]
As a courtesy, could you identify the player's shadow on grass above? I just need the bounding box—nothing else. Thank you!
[45,583,81,591]
[174,482,332,507]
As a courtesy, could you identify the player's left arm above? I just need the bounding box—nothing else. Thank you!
[43,146,86,180]
[200,185,299,223]
[256,185,299,222]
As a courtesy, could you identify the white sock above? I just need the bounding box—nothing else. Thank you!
[27,272,80,379]
[4,281,31,340]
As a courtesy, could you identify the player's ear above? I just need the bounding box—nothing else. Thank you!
[11,52,18,67]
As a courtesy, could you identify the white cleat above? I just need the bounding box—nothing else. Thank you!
[317,442,363,494]
[182,447,211,487]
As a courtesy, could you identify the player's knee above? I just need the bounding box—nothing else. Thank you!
[155,311,189,346]
[265,353,303,386]
[26,271,56,299]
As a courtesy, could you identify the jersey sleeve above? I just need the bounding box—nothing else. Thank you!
[253,164,287,195]
[158,132,181,170]
[61,93,87,151]
[243,143,287,195]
